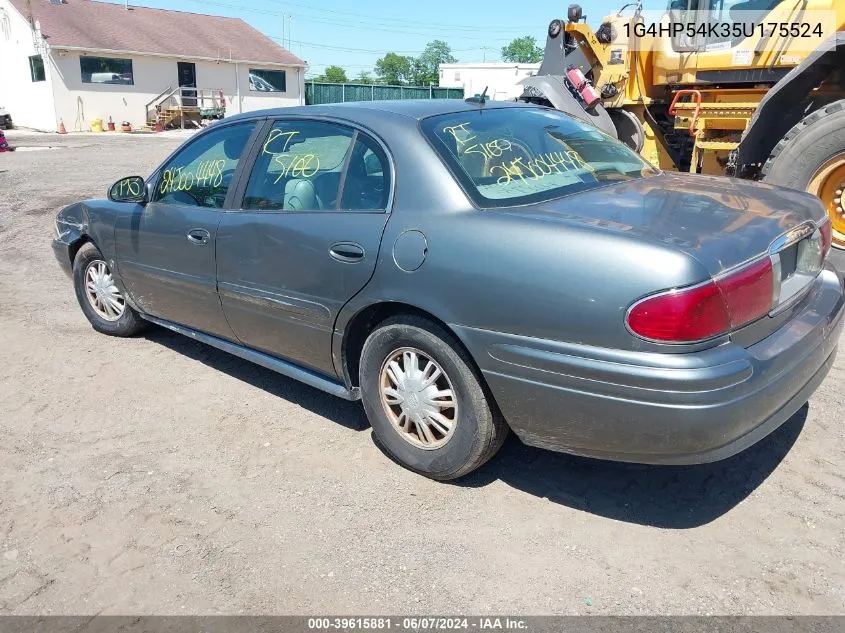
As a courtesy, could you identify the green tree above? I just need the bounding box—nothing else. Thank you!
[323,65,348,82]
[310,66,348,83]
[375,52,413,85]
[410,39,457,86]
[500,36,543,63]
[353,71,377,84]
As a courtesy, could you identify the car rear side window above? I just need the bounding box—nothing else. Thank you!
[152,122,257,208]
[339,135,390,211]
[243,121,355,212]
[421,107,658,208]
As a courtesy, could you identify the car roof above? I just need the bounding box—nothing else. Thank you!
[224,98,538,123]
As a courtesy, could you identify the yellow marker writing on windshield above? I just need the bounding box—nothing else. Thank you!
[442,122,477,148]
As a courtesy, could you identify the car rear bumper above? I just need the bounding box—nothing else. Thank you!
[454,266,844,465]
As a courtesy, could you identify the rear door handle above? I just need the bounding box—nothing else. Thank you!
[329,242,365,263]
[186,228,210,245]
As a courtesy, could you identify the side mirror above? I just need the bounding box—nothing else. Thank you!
[108,176,147,203]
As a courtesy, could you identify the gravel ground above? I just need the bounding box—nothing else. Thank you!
[0,129,843,616]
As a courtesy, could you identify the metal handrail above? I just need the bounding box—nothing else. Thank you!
[145,85,175,111]
[146,87,226,127]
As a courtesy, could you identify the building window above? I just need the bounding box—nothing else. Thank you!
[249,69,286,92]
[29,55,45,82]
[454,72,460,81]
[80,56,134,85]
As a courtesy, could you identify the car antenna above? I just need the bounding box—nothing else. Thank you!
[465,86,488,105]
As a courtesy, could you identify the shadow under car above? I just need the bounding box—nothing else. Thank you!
[146,324,806,529]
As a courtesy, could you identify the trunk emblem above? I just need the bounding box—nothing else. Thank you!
[769,221,816,255]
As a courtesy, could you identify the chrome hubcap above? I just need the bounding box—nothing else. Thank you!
[379,347,458,450]
[84,260,125,321]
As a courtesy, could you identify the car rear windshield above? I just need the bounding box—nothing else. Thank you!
[421,107,658,208]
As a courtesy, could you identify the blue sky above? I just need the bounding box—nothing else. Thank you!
[104,0,666,78]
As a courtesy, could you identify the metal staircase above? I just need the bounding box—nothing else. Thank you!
[668,89,757,174]
[145,87,226,130]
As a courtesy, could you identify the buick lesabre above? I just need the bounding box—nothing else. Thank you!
[52,100,844,479]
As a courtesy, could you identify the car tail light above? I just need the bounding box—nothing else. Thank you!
[626,257,775,343]
[819,217,832,261]
[716,257,776,327]
[626,281,730,342]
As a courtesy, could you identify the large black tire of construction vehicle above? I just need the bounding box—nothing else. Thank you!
[761,100,845,262]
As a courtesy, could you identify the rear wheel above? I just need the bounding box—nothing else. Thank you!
[359,315,508,480]
[761,100,845,251]
[72,243,146,336]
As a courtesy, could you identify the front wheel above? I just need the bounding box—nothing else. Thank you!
[72,243,146,336]
[359,316,508,480]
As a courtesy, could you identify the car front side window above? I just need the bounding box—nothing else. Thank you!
[243,120,356,212]
[152,122,256,209]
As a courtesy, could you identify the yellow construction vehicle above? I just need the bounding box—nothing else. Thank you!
[519,0,845,265]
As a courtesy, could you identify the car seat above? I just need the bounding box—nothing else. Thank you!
[284,178,320,211]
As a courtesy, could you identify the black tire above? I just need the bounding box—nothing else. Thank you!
[608,108,645,153]
[761,99,845,252]
[72,242,147,337]
[359,315,508,480]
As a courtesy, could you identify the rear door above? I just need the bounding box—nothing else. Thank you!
[114,120,258,338]
[216,118,392,376]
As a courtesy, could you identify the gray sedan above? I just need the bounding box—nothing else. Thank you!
[52,100,844,480]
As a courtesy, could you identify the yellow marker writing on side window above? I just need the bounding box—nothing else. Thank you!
[272,154,321,184]
[262,129,300,155]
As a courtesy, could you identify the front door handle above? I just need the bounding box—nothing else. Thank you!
[329,242,365,263]
[186,228,210,245]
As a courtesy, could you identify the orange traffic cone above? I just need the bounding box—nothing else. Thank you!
[58,119,67,134]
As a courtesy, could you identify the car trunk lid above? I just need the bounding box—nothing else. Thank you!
[513,172,826,275]
[511,172,830,345]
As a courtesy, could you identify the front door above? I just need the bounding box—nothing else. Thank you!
[114,121,259,338]
[216,119,392,376]
[177,61,197,107]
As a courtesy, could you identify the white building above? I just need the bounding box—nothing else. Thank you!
[0,0,306,132]
[438,63,540,102]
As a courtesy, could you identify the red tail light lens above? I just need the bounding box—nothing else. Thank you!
[819,218,832,261]
[714,257,775,328]
[626,281,730,342]
[627,257,774,343]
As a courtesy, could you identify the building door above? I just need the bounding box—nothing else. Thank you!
[177,61,197,107]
